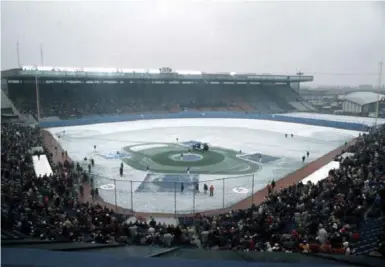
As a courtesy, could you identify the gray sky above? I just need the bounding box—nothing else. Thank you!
[1,0,385,86]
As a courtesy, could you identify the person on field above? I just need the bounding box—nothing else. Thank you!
[209,185,214,196]
[204,183,208,194]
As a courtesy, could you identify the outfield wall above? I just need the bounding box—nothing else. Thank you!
[39,111,369,131]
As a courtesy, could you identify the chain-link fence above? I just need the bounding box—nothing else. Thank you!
[91,172,271,215]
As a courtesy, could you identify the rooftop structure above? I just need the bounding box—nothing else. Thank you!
[342,91,385,106]
[1,65,313,83]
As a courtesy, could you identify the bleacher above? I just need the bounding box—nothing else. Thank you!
[353,217,385,255]
[289,101,311,112]
[1,107,14,114]
[302,101,318,111]
[6,82,316,119]
[1,229,28,241]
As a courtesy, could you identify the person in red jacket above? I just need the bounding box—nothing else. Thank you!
[209,185,214,196]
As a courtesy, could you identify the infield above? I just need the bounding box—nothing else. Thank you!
[122,143,260,175]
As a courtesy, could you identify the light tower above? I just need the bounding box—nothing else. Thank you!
[296,71,304,93]
[374,61,383,127]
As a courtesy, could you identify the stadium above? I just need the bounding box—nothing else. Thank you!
[2,65,385,265]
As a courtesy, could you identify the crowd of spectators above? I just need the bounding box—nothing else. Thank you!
[1,122,384,256]
[1,123,201,246]
[195,127,385,254]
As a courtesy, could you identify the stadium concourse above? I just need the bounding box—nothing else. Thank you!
[1,66,385,262]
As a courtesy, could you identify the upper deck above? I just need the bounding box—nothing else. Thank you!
[2,65,313,84]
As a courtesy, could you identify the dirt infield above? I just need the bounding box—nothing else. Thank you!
[41,129,357,218]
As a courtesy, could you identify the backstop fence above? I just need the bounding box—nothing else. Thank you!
[90,173,273,215]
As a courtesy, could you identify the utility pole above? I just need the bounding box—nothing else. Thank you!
[374,61,383,127]
[16,42,21,67]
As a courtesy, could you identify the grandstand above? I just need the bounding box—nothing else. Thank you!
[1,66,316,120]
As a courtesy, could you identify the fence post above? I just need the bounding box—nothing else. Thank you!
[193,186,196,215]
[174,182,177,218]
[130,180,133,212]
[251,174,255,207]
[114,178,118,212]
[222,178,225,209]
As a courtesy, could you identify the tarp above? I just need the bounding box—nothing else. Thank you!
[39,112,368,131]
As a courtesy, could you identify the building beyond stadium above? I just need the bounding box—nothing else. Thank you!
[341,92,385,115]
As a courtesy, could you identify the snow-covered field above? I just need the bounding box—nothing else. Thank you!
[48,116,365,213]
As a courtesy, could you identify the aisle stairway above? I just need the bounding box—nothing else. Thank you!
[1,229,27,241]
[353,217,384,255]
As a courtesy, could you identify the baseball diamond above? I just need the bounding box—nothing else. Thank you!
[121,142,261,175]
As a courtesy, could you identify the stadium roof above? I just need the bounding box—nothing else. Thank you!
[342,91,385,106]
[1,65,314,83]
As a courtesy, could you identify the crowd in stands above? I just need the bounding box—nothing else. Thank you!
[7,83,302,119]
[1,123,196,245]
[196,127,385,254]
[1,122,384,256]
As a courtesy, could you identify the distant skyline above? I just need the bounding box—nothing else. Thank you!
[1,1,385,86]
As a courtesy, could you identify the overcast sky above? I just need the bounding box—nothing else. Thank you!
[1,1,385,86]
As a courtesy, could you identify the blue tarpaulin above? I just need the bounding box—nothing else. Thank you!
[39,111,368,132]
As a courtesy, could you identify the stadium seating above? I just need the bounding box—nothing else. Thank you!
[6,84,315,119]
[353,217,385,255]
[1,229,27,241]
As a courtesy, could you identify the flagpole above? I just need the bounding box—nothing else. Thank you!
[16,42,21,67]
[35,76,41,121]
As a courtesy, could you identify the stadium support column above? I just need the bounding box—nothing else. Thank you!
[35,76,41,121]
[375,61,383,127]
[295,72,303,94]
